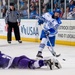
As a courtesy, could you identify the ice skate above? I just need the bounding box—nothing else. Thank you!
[44,58,55,70]
[54,59,62,69]
[36,51,43,59]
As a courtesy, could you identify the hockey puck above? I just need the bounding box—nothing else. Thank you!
[63,59,66,61]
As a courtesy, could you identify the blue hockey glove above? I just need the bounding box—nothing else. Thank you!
[45,31,50,36]
[37,17,45,25]
[38,19,44,25]
[45,28,57,36]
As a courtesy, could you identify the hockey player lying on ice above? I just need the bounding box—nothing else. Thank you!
[0,51,61,70]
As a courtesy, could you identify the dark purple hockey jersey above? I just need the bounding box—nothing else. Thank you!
[0,51,11,68]
[0,51,45,69]
[0,52,35,69]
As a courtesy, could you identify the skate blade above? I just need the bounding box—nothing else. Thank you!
[36,57,43,60]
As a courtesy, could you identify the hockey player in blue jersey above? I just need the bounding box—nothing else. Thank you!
[0,51,61,70]
[36,9,62,58]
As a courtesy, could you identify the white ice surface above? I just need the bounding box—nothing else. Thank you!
[0,39,75,75]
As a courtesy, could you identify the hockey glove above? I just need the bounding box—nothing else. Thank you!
[45,28,57,36]
[45,31,50,36]
[38,19,44,25]
[37,17,45,25]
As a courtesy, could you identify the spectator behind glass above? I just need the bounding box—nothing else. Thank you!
[2,0,6,6]
[30,6,37,19]
[67,7,75,19]
[19,0,25,8]
[67,6,75,19]
[53,2,59,9]
[42,7,47,14]
[20,8,28,19]
[36,8,39,16]
[69,0,75,11]
[46,0,51,12]
[19,1,28,18]
[55,0,69,9]
[1,7,7,18]
[60,7,64,18]
[35,1,39,10]
[72,6,75,19]
[62,6,70,19]
[30,1,35,7]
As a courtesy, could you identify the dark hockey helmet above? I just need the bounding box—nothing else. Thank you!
[54,9,61,14]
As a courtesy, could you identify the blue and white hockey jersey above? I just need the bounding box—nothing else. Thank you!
[38,12,62,37]
[43,12,61,30]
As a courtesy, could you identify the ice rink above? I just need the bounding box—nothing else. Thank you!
[0,39,75,75]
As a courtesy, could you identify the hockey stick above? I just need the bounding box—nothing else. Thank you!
[47,36,61,57]
[47,36,66,61]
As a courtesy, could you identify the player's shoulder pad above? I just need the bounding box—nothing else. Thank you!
[42,12,48,17]
[48,12,54,16]
[56,18,62,24]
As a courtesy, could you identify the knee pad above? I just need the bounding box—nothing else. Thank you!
[39,44,45,48]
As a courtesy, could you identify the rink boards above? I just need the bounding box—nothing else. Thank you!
[0,19,75,46]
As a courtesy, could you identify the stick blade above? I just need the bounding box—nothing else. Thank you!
[55,54,61,57]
